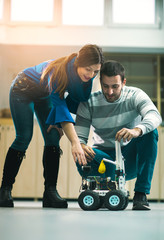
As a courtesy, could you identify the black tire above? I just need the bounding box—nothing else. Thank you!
[121,196,129,210]
[98,196,105,209]
[104,190,126,211]
[78,190,100,211]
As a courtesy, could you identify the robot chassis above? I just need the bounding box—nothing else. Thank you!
[78,141,129,211]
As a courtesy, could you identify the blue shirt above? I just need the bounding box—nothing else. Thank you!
[23,57,95,126]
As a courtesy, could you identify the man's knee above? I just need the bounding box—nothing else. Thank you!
[140,129,158,143]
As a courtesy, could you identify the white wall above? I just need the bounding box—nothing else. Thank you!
[0,24,164,50]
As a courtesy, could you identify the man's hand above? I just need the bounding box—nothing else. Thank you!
[81,143,95,162]
[115,127,142,142]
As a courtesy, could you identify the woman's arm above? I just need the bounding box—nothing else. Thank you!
[61,122,87,166]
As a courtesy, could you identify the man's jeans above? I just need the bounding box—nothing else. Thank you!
[77,129,159,194]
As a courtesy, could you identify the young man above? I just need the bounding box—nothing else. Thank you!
[75,60,162,210]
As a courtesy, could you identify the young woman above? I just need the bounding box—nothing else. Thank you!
[0,44,104,209]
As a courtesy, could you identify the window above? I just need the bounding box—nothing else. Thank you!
[11,0,54,22]
[1,0,161,28]
[112,0,155,24]
[62,0,104,26]
[106,0,161,28]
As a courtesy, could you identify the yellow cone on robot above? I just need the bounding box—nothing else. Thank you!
[98,160,106,174]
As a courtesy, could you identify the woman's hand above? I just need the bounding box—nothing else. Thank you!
[61,122,87,166]
[71,142,87,166]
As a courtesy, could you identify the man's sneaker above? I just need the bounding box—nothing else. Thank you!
[132,192,150,210]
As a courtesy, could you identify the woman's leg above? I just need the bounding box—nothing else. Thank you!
[0,88,34,207]
[34,98,67,208]
[34,97,61,187]
[3,89,34,186]
[10,90,34,152]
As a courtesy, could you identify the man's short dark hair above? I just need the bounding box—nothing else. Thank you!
[100,60,125,82]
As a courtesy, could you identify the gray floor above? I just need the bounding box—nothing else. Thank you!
[0,201,164,240]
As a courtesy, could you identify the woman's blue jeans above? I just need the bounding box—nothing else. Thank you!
[77,129,159,194]
[9,83,60,152]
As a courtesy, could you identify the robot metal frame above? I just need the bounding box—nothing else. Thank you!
[78,141,129,211]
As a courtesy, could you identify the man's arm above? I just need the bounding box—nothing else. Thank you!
[116,89,162,142]
[75,101,95,161]
[134,89,162,134]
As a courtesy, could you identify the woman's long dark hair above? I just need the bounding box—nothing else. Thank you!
[41,44,104,98]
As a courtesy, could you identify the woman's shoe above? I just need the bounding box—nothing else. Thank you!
[43,187,68,208]
[0,187,14,207]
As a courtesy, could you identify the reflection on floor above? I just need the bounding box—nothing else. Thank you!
[0,201,164,240]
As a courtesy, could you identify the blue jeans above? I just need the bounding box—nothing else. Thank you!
[9,74,60,152]
[77,129,159,194]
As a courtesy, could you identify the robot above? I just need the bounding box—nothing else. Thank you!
[78,141,129,211]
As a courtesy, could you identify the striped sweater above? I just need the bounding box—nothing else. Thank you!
[75,86,162,149]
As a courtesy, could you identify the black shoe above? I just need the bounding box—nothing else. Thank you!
[132,192,150,210]
[0,187,14,207]
[43,187,68,208]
